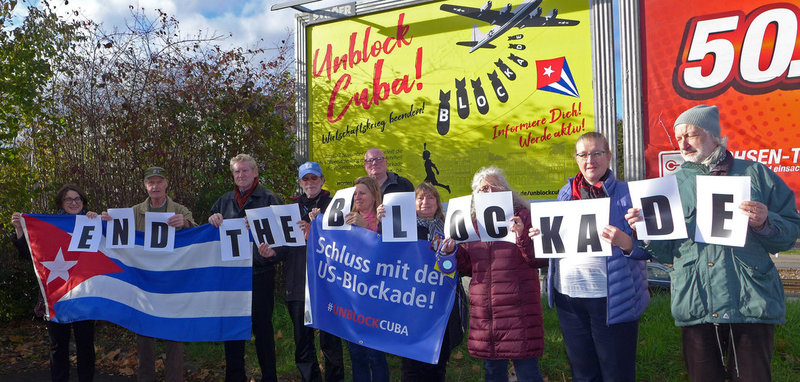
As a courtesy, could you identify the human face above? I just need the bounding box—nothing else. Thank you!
[416,191,438,220]
[144,176,168,201]
[477,176,505,193]
[575,138,611,184]
[364,149,387,178]
[300,173,324,198]
[61,190,84,215]
[232,161,257,191]
[674,124,718,163]
[353,183,375,214]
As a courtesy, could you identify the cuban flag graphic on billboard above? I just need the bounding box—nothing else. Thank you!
[536,56,580,98]
[21,214,252,342]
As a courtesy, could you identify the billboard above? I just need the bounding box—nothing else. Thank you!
[640,0,800,208]
[305,0,593,199]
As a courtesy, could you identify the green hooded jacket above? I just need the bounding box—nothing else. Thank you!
[643,158,800,326]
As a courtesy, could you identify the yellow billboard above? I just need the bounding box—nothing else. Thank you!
[307,0,593,200]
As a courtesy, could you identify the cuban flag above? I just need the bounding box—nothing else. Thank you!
[20,214,252,342]
[536,56,580,98]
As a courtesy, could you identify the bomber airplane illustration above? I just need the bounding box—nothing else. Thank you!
[441,0,579,52]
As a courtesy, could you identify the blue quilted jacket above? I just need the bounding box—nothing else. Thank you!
[548,171,651,325]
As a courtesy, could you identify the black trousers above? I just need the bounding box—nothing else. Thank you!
[287,301,345,382]
[47,320,95,382]
[681,323,774,382]
[400,325,451,382]
[225,269,277,382]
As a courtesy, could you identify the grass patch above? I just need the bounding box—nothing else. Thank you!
[184,292,799,381]
[4,293,798,381]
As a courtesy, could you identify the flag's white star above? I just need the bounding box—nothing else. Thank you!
[543,66,555,77]
[41,248,78,284]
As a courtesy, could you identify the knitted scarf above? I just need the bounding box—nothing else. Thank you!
[416,217,444,241]
[570,169,610,200]
[234,179,258,209]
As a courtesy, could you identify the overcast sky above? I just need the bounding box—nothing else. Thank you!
[23,0,342,51]
[15,0,622,116]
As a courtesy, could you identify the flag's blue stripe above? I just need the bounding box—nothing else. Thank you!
[30,214,78,234]
[107,259,252,293]
[27,214,235,247]
[52,298,251,342]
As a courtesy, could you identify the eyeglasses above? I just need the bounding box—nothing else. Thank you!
[64,197,83,204]
[478,184,504,193]
[364,157,385,165]
[575,150,608,159]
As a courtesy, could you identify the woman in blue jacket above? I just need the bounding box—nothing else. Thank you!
[531,132,650,382]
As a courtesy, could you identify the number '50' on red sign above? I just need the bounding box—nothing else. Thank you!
[674,4,800,98]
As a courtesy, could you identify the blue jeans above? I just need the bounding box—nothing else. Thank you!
[346,341,388,382]
[484,358,543,382]
[554,290,639,382]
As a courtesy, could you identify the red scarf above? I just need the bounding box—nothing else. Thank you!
[571,171,608,200]
[235,179,258,209]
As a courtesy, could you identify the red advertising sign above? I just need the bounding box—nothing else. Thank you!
[641,0,800,208]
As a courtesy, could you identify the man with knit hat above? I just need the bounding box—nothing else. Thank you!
[626,105,800,381]
[102,166,197,382]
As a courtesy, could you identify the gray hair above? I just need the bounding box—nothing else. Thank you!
[470,166,529,218]
[229,154,258,172]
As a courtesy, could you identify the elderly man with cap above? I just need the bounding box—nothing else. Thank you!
[283,161,344,382]
[207,154,284,382]
[363,148,414,196]
[626,105,800,381]
[102,166,197,382]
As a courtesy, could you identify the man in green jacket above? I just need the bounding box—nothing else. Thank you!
[626,105,800,381]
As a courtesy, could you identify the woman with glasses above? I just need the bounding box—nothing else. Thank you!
[441,166,548,382]
[530,132,650,382]
[10,184,99,382]
[376,182,465,381]
[344,176,390,382]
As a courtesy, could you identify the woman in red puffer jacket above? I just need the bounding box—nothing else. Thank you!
[443,166,548,382]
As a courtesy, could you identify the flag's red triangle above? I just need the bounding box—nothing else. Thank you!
[24,215,124,318]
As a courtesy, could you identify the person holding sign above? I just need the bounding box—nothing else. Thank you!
[207,154,284,382]
[345,176,383,232]
[442,166,548,382]
[101,166,197,382]
[394,182,466,382]
[343,175,390,382]
[11,184,99,382]
[531,132,649,382]
[287,161,345,382]
[626,105,800,381]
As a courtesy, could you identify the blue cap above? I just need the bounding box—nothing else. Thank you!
[298,161,323,178]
